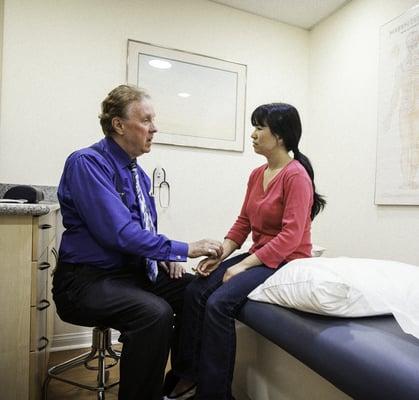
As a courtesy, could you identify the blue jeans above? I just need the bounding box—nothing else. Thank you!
[174,253,279,400]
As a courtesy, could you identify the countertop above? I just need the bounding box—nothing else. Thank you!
[0,201,60,216]
[0,183,59,216]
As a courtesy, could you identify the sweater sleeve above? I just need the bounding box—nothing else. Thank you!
[254,172,312,268]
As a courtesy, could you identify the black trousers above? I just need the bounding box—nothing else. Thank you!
[52,261,193,400]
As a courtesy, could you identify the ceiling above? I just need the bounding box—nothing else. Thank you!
[209,0,352,30]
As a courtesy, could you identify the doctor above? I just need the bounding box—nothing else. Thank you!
[53,84,222,400]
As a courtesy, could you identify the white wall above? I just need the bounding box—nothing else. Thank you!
[308,0,419,266]
[2,0,418,356]
[0,0,308,242]
[0,0,309,342]
[0,0,3,116]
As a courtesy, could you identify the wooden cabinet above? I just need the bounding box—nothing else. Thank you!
[0,208,58,400]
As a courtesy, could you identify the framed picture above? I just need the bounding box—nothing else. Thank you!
[127,39,247,152]
[375,5,419,205]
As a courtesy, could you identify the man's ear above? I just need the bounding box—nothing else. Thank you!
[112,117,124,135]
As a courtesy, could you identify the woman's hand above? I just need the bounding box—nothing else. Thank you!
[160,261,185,279]
[222,263,248,283]
[196,257,221,277]
[223,253,262,282]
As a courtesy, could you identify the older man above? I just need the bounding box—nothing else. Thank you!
[53,85,222,400]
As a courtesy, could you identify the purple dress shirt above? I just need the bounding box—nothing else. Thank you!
[57,137,188,269]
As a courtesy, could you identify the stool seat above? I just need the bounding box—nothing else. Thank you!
[43,327,121,400]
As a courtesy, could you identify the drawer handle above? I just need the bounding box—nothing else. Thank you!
[51,247,59,275]
[40,224,52,230]
[39,262,51,270]
[38,336,49,351]
[37,299,50,311]
[51,247,58,261]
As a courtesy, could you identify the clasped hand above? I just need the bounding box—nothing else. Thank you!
[195,257,221,277]
[196,258,247,283]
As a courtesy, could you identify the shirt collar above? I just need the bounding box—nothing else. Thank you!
[103,136,134,169]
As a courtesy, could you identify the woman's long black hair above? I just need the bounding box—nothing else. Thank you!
[251,103,326,220]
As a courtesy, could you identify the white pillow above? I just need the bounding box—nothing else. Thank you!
[248,257,419,338]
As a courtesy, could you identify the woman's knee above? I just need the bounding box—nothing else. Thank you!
[205,292,229,317]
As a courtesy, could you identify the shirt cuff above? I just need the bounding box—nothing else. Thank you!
[167,240,188,262]
[225,233,245,248]
[254,248,282,269]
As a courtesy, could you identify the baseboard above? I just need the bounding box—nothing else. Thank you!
[51,329,121,352]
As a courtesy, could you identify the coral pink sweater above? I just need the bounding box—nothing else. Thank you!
[226,160,313,268]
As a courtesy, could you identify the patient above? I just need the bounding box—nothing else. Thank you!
[165,103,326,400]
[52,84,222,400]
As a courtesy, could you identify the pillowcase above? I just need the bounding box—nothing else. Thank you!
[248,257,419,338]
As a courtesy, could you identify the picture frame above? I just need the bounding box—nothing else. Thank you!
[127,39,247,152]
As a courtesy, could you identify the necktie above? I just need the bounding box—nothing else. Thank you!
[129,161,158,282]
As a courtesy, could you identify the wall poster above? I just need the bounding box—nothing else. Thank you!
[375,5,419,205]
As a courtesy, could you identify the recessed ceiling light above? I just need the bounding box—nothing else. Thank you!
[178,92,191,98]
[148,59,172,69]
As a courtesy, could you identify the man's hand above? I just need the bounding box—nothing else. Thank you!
[160,261,185,279]
[195,257,221,277]
[188,239,223,259]
[222,263,248,283]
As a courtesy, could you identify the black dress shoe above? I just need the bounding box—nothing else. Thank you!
[163,384,196,400]
[163,370,179,396]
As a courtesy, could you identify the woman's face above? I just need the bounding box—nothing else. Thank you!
[251,124,281,156]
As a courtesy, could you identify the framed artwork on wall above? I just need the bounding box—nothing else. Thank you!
[127,39,247,152]
[375,5,419,205]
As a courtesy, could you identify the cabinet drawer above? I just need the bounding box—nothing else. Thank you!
[29,349,47,400]
[32,212,56,261]
[30,297,50,352]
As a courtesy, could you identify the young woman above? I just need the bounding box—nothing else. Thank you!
[165,103,326,400]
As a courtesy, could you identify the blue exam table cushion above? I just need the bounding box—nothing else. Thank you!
[238,300,419,400]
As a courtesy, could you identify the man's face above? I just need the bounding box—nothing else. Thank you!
[115,99,157,158]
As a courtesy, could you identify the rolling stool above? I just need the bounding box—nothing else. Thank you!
[43,327,121,400]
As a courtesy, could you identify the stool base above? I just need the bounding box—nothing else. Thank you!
[43,327,120,400]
